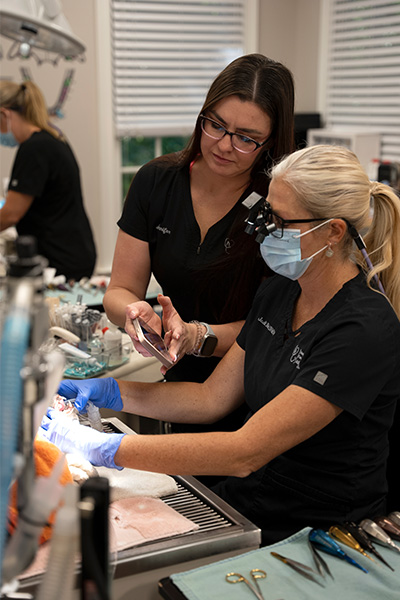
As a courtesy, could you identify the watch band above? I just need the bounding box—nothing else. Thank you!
[200,322,215,338]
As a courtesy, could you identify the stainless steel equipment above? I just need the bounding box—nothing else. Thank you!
[18,417,261,598]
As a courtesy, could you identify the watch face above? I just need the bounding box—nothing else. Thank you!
[201,334,218,357]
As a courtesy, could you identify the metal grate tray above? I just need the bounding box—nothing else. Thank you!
[103,417,261,577]
[19,416,260,590]
[162,483,233,534]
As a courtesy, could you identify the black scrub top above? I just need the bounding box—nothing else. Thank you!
[118,158,264,385]
[10,131,96,279]
[212,272,400,545]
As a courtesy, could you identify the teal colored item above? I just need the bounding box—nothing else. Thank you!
[44,286,104,307]
[170,527,400,600]
[309,528,368,573]
[64,359,107,378]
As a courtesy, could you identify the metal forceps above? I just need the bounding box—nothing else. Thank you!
[226,568,267,600]
[270,552,325,587]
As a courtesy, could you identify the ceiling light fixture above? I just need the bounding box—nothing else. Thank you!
[0,0,85,65]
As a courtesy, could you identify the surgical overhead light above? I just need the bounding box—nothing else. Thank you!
[0,0,85,65]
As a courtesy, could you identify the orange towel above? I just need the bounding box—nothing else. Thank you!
[8,438,73,544]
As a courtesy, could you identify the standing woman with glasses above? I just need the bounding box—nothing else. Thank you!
[0,80,97,279]
[103,54,295,447]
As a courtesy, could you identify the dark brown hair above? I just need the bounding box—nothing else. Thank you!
[181,53,295,175]
[156,54,295,321]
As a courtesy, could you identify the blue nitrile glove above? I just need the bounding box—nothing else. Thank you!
[40,409,125,470]
[57,377,123,412]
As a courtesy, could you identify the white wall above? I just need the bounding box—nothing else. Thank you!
[0,0,322,272]
[258,0,322,112]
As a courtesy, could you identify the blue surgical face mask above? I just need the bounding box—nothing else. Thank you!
[0,113,18,148]
[260,219,333,280]
[0,131,18,147]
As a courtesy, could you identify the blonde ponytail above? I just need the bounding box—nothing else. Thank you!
[362,182,400,318]
[0,80,62,140]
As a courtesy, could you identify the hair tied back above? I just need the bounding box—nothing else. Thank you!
[370,181,380,196]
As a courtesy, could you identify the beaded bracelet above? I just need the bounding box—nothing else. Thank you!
[187,320,204,355]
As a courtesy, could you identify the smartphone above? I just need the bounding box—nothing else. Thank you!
[132,317,173,368]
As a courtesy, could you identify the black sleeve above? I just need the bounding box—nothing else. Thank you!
[9,137,49,197]
[291,312,400,419]
[117,162,157,241]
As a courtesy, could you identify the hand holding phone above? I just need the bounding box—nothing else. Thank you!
[132,318,173,368]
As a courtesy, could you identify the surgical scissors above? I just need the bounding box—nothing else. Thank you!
[226,568,267,600]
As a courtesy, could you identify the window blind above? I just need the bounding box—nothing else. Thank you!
[325,0,400,162]
[111,0,246,137]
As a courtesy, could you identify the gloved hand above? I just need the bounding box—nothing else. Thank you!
[57,377,123,413]
[40,409,125,470]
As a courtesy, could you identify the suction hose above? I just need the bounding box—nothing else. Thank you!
[0,235,47,585]
[0,280,33,583]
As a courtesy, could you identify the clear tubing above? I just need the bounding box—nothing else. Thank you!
[37,484,80,600]
[0,281,33,583]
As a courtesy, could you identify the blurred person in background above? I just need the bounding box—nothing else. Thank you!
[0,80,96,279]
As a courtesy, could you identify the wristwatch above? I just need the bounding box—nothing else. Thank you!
[189,321,218,357]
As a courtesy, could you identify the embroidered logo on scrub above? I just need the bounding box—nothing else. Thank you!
[290,344,304,369]
[313,371,328,385]
[224,238,234,254]
[156,224,171,235]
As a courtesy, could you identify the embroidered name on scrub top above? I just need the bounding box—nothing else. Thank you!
[258,316,276,336]
[156,224,171,235]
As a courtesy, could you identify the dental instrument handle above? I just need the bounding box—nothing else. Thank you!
[342,552,369,573]
[329,525,375,562]
[309,529,368,573]
[343,521,394,571]
[360,518,400,554]
[374,516,400,541]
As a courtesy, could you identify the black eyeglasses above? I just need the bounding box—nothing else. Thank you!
[199,115,269,154]
[264,203,329,238]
